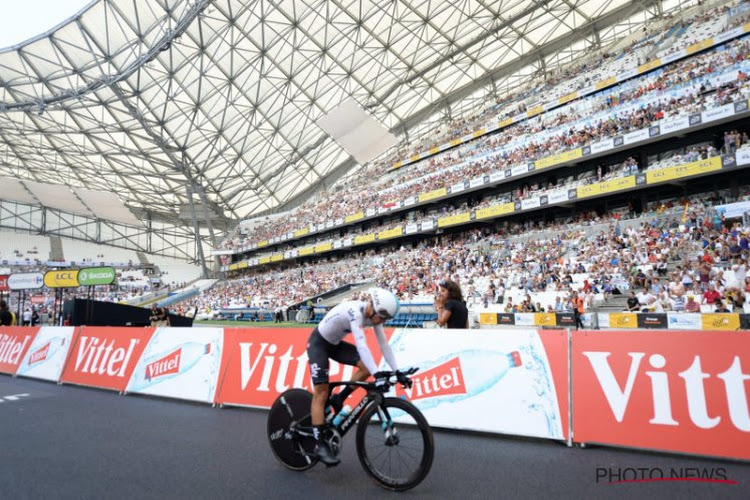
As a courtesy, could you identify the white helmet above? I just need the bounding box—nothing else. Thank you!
[367,287,400,320]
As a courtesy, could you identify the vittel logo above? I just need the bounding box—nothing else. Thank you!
[238,342,357,393]
[395,357,466,401]
[73,336,138,377]
[29,342,50,365]
[146,348,181,381]
[0,334,31,365]
[584,352,750,431]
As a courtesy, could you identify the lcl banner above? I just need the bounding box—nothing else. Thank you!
[60,327,153,392]
[0,327,40,375]
[215,328,390,408]
[44,270,79,288]
[573,330,750,461]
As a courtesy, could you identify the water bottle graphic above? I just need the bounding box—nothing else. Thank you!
[396,350,522,412]
[18,336,67,374]
[332,405,353,428]
[128,342,211,391]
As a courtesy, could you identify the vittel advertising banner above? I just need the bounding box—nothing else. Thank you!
[60,327,153,392]
[215,328,388,408]
[16,327,76,382]
[572,330,750,461]
[0,327,39,375]
[125,327,223,403]
[385,328,568,441]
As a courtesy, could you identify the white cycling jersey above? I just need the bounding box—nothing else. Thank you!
[318,300,398,375]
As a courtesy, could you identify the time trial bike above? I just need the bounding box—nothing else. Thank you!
[267,367,434,491]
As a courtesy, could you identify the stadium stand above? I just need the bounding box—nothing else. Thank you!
[218,11,750,254]
[0,230,51,265]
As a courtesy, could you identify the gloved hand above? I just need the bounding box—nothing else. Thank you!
[373,371,390,390]
[395,370,412,388]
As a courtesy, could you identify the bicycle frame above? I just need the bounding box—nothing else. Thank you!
[326,380,387,437]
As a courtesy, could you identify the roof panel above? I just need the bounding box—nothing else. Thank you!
[0,0,657,225]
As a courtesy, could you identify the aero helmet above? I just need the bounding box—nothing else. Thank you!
[367,287,400,319]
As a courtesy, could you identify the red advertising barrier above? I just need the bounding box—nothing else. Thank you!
[215,328,391,408]
[573,330,750,461]
[0,327,40,375]
[60,327,154,392]
[0,275,9,292]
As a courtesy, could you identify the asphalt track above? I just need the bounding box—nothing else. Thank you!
[1,375,749,500]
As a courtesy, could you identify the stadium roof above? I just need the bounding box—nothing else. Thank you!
[0,0,660,226]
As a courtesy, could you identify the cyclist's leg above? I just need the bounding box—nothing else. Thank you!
[307,328,340,466]
[330,342,369,408]
[307,327,332,425]
[311,383,329,426]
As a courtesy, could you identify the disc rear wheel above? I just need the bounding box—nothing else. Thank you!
[267,388,318,470]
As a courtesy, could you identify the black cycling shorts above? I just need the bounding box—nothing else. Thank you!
[307,328,360,385]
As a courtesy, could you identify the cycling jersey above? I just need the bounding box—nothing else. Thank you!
[317,300,398,376]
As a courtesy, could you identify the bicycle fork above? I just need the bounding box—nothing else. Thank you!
[376,406,399,446]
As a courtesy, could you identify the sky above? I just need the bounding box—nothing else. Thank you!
[0,0,93,50]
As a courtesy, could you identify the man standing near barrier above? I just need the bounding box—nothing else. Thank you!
[0,300,13,326]
[572,291,585,330]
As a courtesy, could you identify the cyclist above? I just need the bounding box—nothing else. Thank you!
[306,287,402,466]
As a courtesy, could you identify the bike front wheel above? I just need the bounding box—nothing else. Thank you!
[267,388,318,471]
[355,397,434,491]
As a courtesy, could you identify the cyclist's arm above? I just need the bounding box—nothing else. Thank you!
[350,321,379,375]
[374,323,398,371]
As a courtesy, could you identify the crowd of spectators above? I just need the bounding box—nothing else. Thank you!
[222,131,747,269]
[393,3,747,160]
[200,193,750,321]
[219,10,750,254]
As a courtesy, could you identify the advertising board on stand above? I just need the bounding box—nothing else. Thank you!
[572,330,750,461]
[44,270,79,288]
[8,273,44,290]
[125,327,224,403]
[77,267,116,286]
[16,327,77,382]
[384,328,569,441]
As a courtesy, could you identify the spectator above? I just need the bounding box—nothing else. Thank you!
[702,285,722,306]
[685,294,701,313]
[0,300,14,326]
[149,304,168,327]
[626,291,640,312]
[434,279,469,329]
[572,291,584,330]
[714,300,731,313]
